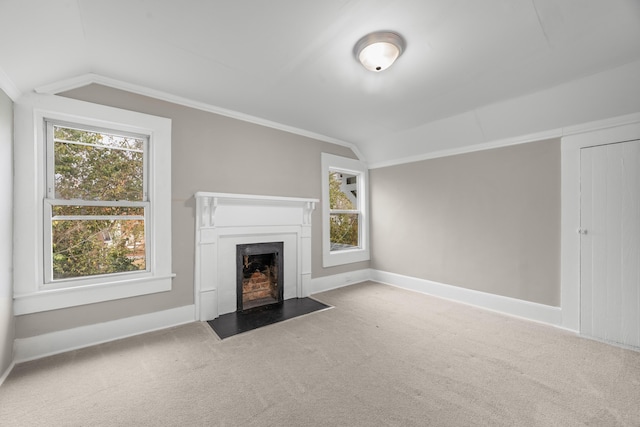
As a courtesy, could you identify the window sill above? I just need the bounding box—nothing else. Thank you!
[323,247,370,267]
[13,274,175,315]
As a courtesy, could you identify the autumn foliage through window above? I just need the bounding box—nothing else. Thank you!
[47,123,148,280]
[329,171,360,250]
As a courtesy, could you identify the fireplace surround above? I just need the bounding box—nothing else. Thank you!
[194,192,318,321]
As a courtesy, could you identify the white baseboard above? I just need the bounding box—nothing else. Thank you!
[0,361,15,387]
[10,271,565,365]
[311,269,563,328]
[370,270,563,327]
[13,305,196,363]
[310,269,371,295]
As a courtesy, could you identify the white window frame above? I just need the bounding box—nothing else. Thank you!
[43,120,150,285]
[13,93,173,314]
[321,153,370,267]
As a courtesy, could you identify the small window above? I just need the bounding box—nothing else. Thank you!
[329,171,360,251]
[45,122,149,282]
[321,153,369,267]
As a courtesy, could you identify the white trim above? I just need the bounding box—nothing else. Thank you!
[13,305,196,363]
[370,270,564,328]
[369,128,562,169]
[34,73,365,161]
[309,269,565,328]
[0,65,21,101]
[310,269,371,294]
[560,120,640,332]
[194,192,318,205]
[14,275,174,315]
[43,120,151,285]
[368,112,640,169]
[0,361,15,387]
[562,112,640,137]
[321,153,370,267]
[13,93,173,313]
[9,267,571,365]
[194,192,317,320]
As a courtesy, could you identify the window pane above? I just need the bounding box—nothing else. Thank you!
[329,171,357,210]
[330,213,359,250]
[52,218,146,279]
[54,125,144,201]
[52,205,144,217]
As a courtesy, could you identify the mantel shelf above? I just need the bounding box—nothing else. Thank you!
[195,192,319,205]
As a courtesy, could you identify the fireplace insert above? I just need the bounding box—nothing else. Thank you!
[236,242,284,312]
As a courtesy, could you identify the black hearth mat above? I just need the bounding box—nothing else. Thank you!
[207,298,331,339]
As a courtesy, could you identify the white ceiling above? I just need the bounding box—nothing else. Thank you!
[2,0,640,166]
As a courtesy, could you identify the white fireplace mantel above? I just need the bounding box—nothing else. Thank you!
[194,192,319,321]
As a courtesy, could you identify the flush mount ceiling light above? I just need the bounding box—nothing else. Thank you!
[354,31,406,72]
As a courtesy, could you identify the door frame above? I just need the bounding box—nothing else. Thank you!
[560,115,640,332]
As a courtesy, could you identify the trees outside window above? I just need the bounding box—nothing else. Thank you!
[46,123,148,281]
[13,93,172,314]
[321,153,369,267]
[329,171,359,250]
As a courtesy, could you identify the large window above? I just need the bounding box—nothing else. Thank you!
[13,93,172,314]
[45,122,148,282]
[321,153,369,267]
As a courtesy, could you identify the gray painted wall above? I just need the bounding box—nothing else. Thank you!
[0,89,14,375]
[370,139,561,306]
[14,85,368,339]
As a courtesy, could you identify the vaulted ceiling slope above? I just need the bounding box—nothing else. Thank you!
[1,1,640,166]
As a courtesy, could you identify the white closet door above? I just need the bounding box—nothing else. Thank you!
[580,139,640,348]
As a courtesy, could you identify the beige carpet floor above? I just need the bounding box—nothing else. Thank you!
[1,281,639,426]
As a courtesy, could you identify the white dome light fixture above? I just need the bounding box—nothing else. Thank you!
[354,31,406,72]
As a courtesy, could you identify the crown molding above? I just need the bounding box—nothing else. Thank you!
[560,111,640,137]
[0,66,22,101]
[34,73,365,161]
[368,128,563,169]
[368,111,640,169]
